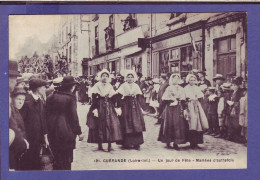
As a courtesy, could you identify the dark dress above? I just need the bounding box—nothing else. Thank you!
[117,95,146,146]
[87,93,122,144]
[227,88,244,141]
[157,80,169,119]
[46,91,82,170]
[19,94,47,170]
[9,106,27,170]
[158,100,188,144]
[158,85,188,144]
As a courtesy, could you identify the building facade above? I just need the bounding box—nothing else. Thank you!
[150,12,247,83]
[56,13,247,82]
[57,15,90,77]
[88,13,151,77]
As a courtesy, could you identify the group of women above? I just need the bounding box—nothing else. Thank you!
[86,69,209,152]
[86,69,146,151]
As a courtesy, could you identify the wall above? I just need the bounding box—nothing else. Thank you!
[205,18,246,83]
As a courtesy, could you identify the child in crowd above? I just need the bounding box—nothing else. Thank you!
[205,87,220,136]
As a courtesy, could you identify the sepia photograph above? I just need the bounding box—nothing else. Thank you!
[8,12,247,171]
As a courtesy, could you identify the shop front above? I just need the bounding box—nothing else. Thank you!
[151,21,205,78]
[88,55,106,75]
[106,51,121,73]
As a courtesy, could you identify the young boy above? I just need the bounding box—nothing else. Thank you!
[206,87,220,136]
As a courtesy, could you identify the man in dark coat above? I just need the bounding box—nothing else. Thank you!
[46,76,83,170]
[19,78,49,170]
[226,77,244,142]
[79,78,88,105]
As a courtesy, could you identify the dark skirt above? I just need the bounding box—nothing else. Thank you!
[158,104,188,144]
[121,132,144,146]
[189,130,204,145]
[118,96,146,146]
[120,96,146,134]
[87,98,122,144]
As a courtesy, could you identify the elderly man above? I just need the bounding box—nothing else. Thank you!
[19,78,49,170]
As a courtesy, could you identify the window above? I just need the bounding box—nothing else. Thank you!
[69,46,72,63]
[70,21,72,34]
[125,58,132,70]
[66,49,68,62]
[109,14,114,28]
[105,16,115,51]
[159,51,170,74]
[66,26,68,38]
[116,60,120,73]
[215,35,236,78]
[125,56,142,73]
[111,61,116,72]
[95,25,99,39]
[156,43,202,75]
[92,14,99,21]
[170,13,182,20]
[62,31,63,43]
[95,25,99,55]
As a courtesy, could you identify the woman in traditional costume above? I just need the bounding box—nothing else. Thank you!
[87,69,122,152]
[184,74,209,149]
[116,70,146,150]
[158,74,188,150]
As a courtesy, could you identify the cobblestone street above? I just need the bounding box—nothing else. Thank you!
[72,103,247,170]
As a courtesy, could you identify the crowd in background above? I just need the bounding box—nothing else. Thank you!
[9,59,247,171]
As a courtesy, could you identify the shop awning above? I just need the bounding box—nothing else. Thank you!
[121,45,142,57]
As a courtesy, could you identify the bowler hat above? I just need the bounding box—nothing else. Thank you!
[61,76,78,86]
[12,86,27,97]
[9,60,20,77]
[29,78,48,90]
[213,74,225,81]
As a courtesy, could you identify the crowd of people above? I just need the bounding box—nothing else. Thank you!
[18,52,66,80]
[9,59,247,171]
